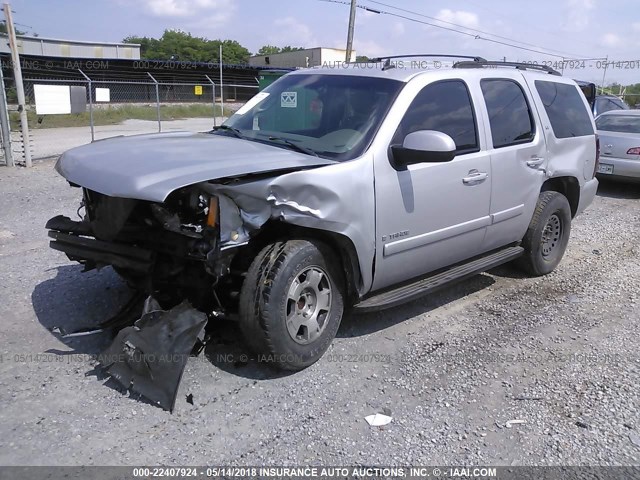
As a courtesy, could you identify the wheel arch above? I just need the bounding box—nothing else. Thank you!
[541,176,580,218]
[237,220,364,304]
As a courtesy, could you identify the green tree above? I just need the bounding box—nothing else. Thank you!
[215,39,252,64]
[257,45,281,55]
[122,30,251,64]
[280,46,304,52]
[0,23,28,35]
[622,82,640,107]
[257,45,305,55]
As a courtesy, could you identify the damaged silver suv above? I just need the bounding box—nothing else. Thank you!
[47,56,599,408]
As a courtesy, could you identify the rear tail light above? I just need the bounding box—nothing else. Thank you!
[593,135,600,178]
[627,147,640,155]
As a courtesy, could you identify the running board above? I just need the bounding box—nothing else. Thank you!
[355,246,524,312]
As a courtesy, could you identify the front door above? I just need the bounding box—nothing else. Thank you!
[372,79,492,291]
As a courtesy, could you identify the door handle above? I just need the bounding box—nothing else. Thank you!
[526,157,545,168]
[462,170,488,185]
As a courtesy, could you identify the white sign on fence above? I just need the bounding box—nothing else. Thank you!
[95,88,110,102]
[34,84,71,114]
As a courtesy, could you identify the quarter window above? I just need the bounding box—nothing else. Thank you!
[392,80,478,154]
[481,79,534,148]
[535,80,594,138]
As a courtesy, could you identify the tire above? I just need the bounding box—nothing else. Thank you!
[517,191,572,276]
[238,240,345,371]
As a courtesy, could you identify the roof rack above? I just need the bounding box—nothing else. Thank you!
[369,54,487,63]
[453,60,561,76]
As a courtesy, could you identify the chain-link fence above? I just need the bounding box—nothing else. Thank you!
[3,72,258,161]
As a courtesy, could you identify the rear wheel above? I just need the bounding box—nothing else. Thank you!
[517,191,572,276]
[239,240,345,370]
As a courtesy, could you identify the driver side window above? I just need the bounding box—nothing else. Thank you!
[392,80,479,154]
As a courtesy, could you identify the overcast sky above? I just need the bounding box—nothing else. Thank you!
[8,0,640,84]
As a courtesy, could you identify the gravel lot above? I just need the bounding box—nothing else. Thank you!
[0,160,639,466]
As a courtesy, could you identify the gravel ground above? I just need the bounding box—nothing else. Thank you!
[0,160,639,466]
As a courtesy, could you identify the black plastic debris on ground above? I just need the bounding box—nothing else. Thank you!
[98,300,207,412]
[51,291,145,338]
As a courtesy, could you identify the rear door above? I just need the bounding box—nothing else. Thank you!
[478,76,548,251]
[526,78,597,183]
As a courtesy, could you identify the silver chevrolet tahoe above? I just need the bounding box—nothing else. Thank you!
[47,56,599,398]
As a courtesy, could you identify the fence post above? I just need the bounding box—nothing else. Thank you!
[147,72,161,132]
[4,3,31,167]
[219,45,224,118]
[205,74,217,127]
[0,65,14,166]
[78,69,94,142]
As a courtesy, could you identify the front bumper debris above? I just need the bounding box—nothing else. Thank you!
[46,215,155,273]
[98,300,208,412]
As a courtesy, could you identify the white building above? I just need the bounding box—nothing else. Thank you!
[249,47,356,68]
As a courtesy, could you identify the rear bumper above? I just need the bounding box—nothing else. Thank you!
[46,215,154,273]
[597,156,640,179]
[576,177,599,216]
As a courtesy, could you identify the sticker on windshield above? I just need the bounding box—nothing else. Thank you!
[281,92,297,108]
[235,92,269,116]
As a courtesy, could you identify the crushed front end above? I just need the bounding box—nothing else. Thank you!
[47,185,235,310]
[46,185,238,411]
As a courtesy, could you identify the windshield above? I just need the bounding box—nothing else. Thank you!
[220,73,403,161]
[596,115,640,134]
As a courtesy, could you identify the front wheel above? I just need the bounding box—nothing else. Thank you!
[517,191,572,276]
[239,240,345,371]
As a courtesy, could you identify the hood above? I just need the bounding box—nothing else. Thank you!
[55,131,335,202]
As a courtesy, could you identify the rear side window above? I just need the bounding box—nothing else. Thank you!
[535,81,594,138]
[392,80,478,154]
[596,115,640,134]
[480,79,534,148]
[610,97,628,110]
[596,97,628,116]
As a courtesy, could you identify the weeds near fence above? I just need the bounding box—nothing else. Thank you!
[9,103,233,130]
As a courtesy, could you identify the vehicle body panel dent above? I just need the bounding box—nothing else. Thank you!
[55,132,335,202]
[201,155,376,293]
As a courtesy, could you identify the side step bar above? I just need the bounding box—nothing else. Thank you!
[355,246,524,312]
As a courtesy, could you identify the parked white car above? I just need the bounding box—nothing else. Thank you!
[595,110,640,182]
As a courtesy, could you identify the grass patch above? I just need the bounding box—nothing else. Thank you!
[10,104,230,130]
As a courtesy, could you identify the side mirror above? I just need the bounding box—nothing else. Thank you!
[391,130,456,169]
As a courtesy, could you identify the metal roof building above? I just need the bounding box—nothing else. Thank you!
[250,47,356,68]
[0,34,140,59]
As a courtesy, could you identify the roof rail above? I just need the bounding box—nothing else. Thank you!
[370,54,487,63]
[453,60,561,76]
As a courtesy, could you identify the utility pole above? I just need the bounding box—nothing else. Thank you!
[345,0,357,63]
[3,3,31,167]
[600,55,609,95]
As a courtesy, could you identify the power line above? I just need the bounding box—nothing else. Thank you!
[318,0,591,60]
[364,0,590,59]
[0,20,35,30]
[318,0,381,14]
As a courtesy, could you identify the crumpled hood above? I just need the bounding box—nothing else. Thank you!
[55,131,335,202]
